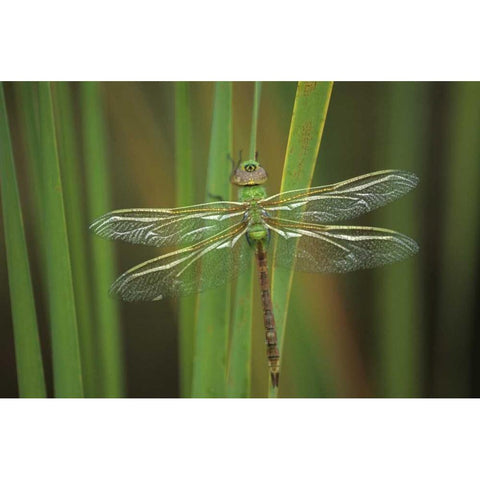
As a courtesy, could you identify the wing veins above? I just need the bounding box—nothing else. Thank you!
[260,170,418,224]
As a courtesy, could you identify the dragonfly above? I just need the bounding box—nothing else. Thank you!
[90,156,419,389]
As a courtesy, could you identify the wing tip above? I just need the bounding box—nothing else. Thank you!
[390,169,420,190]
[405,170,420,189]
[410,238,420,254]
[109,276,165,302]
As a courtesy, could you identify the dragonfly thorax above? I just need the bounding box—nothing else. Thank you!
[238,184,267,202]
[245,202,269,244]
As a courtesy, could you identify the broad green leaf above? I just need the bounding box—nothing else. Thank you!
[435,82,480,396]
[270,81,333,397]
[374,82,427,397]
[52,82,98,397]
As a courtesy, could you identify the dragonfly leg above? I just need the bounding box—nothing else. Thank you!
[227,150,243,171]
[255,241,280,388]
[207,192,224,202]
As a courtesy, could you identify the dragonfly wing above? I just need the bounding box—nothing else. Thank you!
[110,223,251,301]
[90,201,246,248]
[261,170,418,223]
[268,219,418,273]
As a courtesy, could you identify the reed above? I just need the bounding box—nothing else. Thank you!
[51,82,98,397]
[270,81,333,397]
[38,82,84,397]
[435,82,480,396]
[174,82,196,397]
[374,82,427,397]
[0,83,46,397]
[80,82,125,397]
[227,82,262,397]
[14,83,45,263]
[191,82,233,397]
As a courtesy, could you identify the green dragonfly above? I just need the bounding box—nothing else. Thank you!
[91,157,419,388]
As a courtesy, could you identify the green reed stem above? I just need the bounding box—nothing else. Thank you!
[14,83,45,258]
[0,83,47,397]
[375,82,427,397]
[38,82,84,397]
[174,82,196,397]
[227,82,262,397]
[270,81,333,397]
[192,82,233,397]
[81,82,125,397]
[435,82,480,396]
[51,82,98,397]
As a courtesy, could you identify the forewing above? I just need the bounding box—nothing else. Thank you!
[90,201,246,248]
[261,170,418,223]
[268,219,418,273]
[110,223,251,301]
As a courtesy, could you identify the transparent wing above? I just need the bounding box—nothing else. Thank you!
[110,223,252,301]
[260,170,418,224]
[90,201,246,248]
[268,218,418,273]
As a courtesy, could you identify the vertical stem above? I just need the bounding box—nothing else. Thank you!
[174,82,195,397]
[38,82,84,397]
[227,82,262,397]
[192,82,233,397]
[81,82,125,397]
[14,83,45,266]
[248,82,262,160]
[270,81,333,397]
[0,83,47,397]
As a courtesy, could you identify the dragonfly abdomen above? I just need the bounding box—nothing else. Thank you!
[255,242,280,388]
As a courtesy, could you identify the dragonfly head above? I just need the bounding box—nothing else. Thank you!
[230,158,268,186]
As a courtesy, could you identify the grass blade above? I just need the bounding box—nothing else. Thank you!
[14,83,45,257]
[81,82,125,397]
[374,82,427,397]
[282,282,336,397]
[435,82,480,396]
[191,82,232,397]
[174,82,196,397]
[0,83,46,397]
[270,81,333,397]
[51,82,98,397]
[38,82,84,397]
[227,82,262,397]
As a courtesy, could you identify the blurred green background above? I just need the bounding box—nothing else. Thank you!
[1,82,479,397]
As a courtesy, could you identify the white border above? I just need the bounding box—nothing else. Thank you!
[2,1,480,79]
[0,399,478,479]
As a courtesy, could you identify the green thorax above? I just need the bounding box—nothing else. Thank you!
[238,184,267,203]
